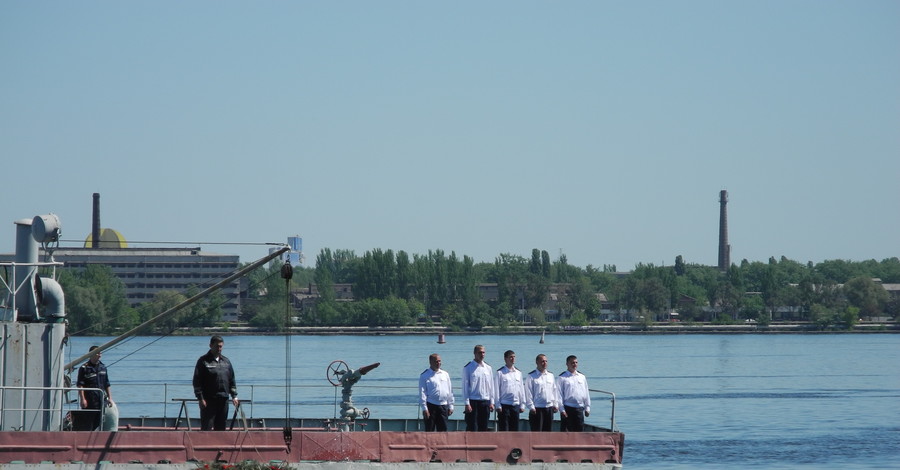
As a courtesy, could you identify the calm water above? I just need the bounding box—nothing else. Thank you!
[68,333,900,469]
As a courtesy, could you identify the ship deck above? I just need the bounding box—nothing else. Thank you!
[0,418,624,468]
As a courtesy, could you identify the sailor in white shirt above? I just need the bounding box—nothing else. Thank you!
[419,353,454,431]
[557,355,591,432]
[461,344,495,432]
[494,349,526,431]
[524,353,560,432]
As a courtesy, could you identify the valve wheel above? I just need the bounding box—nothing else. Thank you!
[361,407,370,419]
[326,360,349,386]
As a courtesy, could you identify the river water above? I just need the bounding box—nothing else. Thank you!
[67,333,900,469]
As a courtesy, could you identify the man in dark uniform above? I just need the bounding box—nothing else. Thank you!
[77,345,113,430]
[192,335,239,431]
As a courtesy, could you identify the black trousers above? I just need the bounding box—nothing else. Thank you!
[424,402,450,432]
[561,406,585,432]
[84,392,105,430]
[200,397,230,431]
[464,399,491,432]
[529,407,554,432]
[497,405,521,431]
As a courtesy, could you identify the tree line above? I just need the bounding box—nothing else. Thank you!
[47,265,225,335]
[246,250,899,331]
[23,251,899,335]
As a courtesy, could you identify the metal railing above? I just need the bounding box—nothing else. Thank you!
[589,388,617,432]
[2,383,618,432]
[0,385,106,431]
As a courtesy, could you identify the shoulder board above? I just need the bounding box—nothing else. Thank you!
[465,361,473,367]
[529,369,537,374]
[421,369,430,375]
[559,372,566,376]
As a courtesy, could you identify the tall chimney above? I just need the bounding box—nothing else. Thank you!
[718,190,730,271]
[92,193,101,249]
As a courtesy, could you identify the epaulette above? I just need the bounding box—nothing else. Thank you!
[529,369,537,374]
[421,369,430,375]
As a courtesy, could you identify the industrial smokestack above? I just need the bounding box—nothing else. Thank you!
[92,193,100,249]
[718,190,730,271]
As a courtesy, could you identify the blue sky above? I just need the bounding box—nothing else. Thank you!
[2,1,898,270]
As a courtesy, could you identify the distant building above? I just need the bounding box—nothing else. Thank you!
[271,235,305,267]
[0,247,243,321]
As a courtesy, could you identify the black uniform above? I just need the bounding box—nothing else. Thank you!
[77,360,110,429]
[192,351,237,431]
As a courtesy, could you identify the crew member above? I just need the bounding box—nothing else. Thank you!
[494,349,526,431]
[192,335,239,431]
[557,355,591,432]
[525,353,559,432]
[419,353,454,431]
[462,344,495,432]
[77,345,114,430]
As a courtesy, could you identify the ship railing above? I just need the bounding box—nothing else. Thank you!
[589,388,617,432]
[104,382,618,432]
[0,385,106,431]
[112,382,426,426]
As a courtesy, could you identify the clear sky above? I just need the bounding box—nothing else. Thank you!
[2,1,898,270]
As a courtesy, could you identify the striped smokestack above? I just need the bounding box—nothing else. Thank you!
[92,193,100,249]
[718,190,730,271]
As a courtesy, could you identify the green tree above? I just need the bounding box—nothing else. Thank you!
[248,302,286,330]
[137,291,188,333]
[843,276,889,317]
[541,250,551,278]
[530,249,541,275]
[57,265,137,334]
[396,250,412,299]
[674,255,685,276]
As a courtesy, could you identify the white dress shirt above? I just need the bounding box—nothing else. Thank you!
[419,368,454,411]
[557,370,591,414]
[525,369,560,411]
[462,360,495,405]
[494,365,526,411]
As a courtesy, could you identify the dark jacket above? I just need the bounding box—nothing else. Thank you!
[192,351,237,400]
[77,360,110,409]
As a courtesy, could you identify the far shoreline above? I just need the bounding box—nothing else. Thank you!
[76,322,900,337]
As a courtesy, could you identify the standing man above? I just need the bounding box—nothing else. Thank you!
[524,353,559,432]
[419,353,454,431]
[557,355,591,432]
[77,345,114,430]
[494,349,526,431]
[462,344,495,431]
[192,335,239,431]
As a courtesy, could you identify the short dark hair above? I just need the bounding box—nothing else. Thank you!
[89,345,100,352]
[504,350,515,358]
[210,335,224,346]
[566,355,578,363]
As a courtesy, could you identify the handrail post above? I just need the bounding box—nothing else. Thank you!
[588,388,617,432]
[163,383,169,426]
